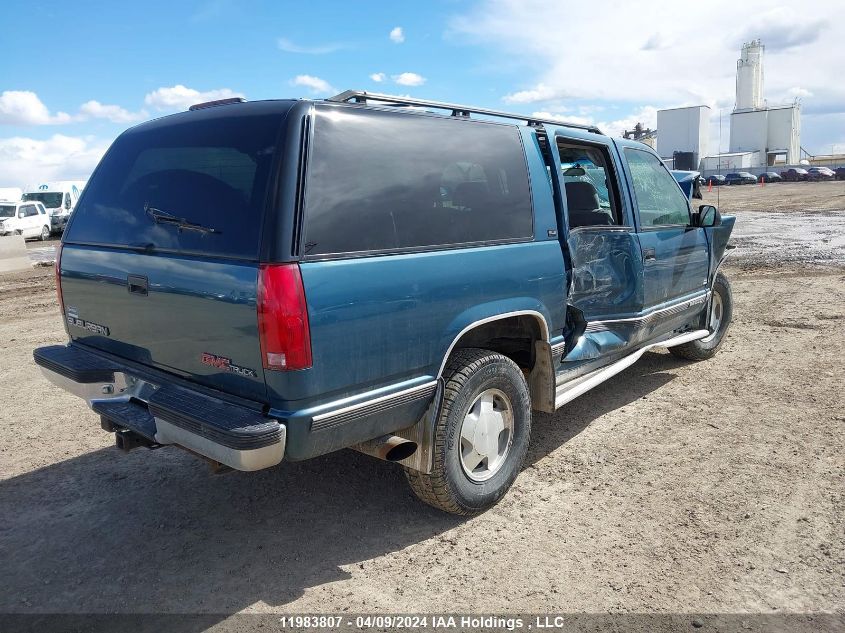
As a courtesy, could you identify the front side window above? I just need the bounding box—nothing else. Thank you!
[302,106,533,256]
[624,149,690,228]
[24,205,38,217]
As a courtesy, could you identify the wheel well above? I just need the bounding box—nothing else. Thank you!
[450,315,543,372]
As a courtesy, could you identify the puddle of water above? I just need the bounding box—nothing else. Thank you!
[728,210,845,267]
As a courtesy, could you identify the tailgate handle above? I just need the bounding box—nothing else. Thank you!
[127,275,149,296]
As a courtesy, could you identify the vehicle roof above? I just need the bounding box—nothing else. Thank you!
[125,92,608,139]
[125,99,299,135]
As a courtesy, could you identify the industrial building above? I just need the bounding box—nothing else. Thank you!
[656,106,710,170]
[655,39,802,172]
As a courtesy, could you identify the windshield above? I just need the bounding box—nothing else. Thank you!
[0,205,15,218]
[65,104,291,259]
[23,192,63,208]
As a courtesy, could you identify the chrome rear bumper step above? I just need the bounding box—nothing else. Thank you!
[33,344,286,472]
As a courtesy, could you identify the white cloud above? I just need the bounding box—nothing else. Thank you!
[0,91,72,125]
[144,85,244,111]
[504,83,569,104]
[389,27,405,43]
[449,1,844,105]
[277,37,344,54]
[531,105,658,138]
[448,0,845,152]
[370,72,386,83]
[290,75,335,95]
[392,72,426,87]
[0,134,110,185]
[78,100,147,123]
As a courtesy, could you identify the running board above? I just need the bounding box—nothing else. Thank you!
[554,330,709,409]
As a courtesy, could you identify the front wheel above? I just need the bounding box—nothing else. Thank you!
[404,348,531,515]
[670,271,733,361]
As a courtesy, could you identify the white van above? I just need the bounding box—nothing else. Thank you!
[0,200,51,240]
[22,181,86,234]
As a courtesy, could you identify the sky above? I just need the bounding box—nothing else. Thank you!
[1,0,843,184]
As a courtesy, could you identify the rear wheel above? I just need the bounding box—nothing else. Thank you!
[669,271,733,361]
[404,348,531,515]
[40,225,50,241]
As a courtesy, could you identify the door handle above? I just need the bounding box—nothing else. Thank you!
[643,248,656,262]
[127,275,149,296]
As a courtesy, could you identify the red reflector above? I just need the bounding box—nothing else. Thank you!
[55,242,64,316]
[257,263,312,371]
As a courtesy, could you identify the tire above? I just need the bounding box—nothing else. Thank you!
[404,348,531,515]
[40,225,50,241]
[669,271,733,361]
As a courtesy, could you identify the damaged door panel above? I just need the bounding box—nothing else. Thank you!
[563,228,644,362]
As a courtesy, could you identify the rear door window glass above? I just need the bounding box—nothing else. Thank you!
[64,106,290,259]
[302,106,533,256]
[557,141,622,228]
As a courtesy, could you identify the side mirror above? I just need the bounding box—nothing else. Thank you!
[18,211,25,219]
[693,204,721,228]
[64,198,71,210]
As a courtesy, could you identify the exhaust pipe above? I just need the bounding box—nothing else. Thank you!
[351,434,418,462]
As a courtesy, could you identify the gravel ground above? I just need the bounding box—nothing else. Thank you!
[0,182,843,629]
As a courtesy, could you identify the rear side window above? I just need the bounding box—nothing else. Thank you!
[302,106,533,257]
[65,108,288,259]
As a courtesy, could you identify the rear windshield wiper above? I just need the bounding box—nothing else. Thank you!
[145,203,220,234]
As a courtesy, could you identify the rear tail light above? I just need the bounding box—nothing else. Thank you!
[257,263,312,371]
[55,242,64,316]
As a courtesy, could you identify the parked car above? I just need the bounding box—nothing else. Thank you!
[704,174,727,186]
[34,91,735,515]
[724,172,757,185]
[671,170,703,199]
[807,167,835,181]
[759,172,782,183]
[781,168,809,181]
[836,167,845,181]
[0,200,51,240]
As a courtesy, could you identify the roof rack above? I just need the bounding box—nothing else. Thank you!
[327,90,603,135]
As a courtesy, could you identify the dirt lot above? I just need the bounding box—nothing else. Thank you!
[0,182,843,627]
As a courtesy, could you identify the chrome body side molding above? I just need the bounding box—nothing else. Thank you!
[310,380,438,432]
[584,292,709,333]
[554,329,709,409]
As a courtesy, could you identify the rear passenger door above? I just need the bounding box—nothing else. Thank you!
[551,132,644,359]
[620,146,709,336]
[22,204,40,237]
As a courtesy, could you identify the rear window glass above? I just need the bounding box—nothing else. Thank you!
[65,108,287,259]
[302,106,533,257]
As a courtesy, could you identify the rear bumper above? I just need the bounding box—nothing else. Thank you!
[33,344,285,471]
